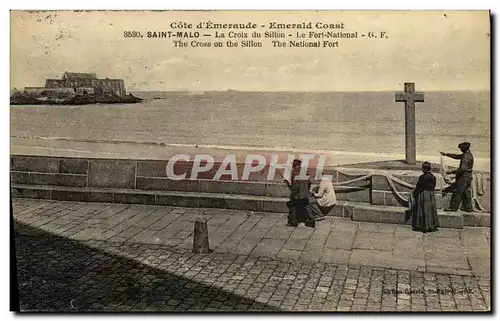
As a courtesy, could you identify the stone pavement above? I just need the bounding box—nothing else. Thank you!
[12,199,491,312]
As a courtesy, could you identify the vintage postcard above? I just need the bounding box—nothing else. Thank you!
[10,10,491,312]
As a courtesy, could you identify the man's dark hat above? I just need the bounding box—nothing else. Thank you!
[422,161,432,172]
[458,142,471,150]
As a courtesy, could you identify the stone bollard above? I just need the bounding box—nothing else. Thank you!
[192,218,210,254]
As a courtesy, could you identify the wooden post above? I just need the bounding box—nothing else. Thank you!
[192,218,209,254]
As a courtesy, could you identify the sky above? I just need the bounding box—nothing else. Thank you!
[10,10,490,91]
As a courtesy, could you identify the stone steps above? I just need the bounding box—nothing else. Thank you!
[12,184,489,229]
[10,169,367,199]
[10,154,491,213]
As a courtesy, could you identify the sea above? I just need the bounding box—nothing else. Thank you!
[10,90,491,170]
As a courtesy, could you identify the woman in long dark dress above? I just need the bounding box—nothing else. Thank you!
[411,162,439,233]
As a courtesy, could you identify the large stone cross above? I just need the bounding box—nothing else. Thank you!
[395,82,425,165]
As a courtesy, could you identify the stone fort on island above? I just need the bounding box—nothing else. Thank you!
[24,72,127,97]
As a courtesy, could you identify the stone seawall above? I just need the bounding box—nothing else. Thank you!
[10,155,490,228]
[10,155,364,199]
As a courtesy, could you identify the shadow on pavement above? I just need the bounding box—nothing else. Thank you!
[13,220,279,312]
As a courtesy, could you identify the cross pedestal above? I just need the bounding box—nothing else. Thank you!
[395,83,425,165]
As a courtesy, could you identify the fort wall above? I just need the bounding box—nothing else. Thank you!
[24,87,75,94]
[45,73,126,96]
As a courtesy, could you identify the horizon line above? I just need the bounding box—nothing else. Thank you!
[126,89,491,93]
[10,87,491,93]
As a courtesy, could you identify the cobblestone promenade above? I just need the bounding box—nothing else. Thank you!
[12,199,491,312]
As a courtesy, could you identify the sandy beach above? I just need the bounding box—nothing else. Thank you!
[10,91,490,173]
[10,136,490,173]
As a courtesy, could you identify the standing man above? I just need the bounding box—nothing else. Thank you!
[440,142,474,212]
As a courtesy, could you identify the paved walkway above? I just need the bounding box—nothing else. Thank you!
[13,199,490,312]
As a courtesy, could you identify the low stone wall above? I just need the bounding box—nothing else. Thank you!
[371,173,491,212]
[10,155,490,228]
[10,155,366,201]
[10,155,490,212]
[371,173,445,208]
[10,154,365,186]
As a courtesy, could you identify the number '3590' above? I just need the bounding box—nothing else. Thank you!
[124,31,142,38]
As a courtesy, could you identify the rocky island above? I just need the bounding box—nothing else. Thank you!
[10,72,142,105]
